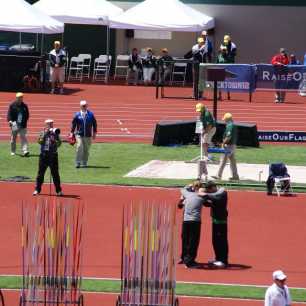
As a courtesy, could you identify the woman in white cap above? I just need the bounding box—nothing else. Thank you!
[71,100,97,168]
[33,119,63,196]
[265,270,291,306]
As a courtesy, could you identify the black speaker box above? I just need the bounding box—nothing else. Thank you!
[153,120,196,146]
[153,120,259,147]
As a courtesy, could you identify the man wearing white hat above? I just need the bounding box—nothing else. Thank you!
[7,92,30,157]
[33,119,63,196]
[71,100,97,168]
[49,41,66,94]
[265,270,291,306]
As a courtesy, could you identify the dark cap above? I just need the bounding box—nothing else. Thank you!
[205,180,217,189]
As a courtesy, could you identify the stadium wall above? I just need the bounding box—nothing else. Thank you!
[111,1,306,63]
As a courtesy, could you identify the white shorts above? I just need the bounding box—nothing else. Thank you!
[50,66,65,83]
[203,126,216,144]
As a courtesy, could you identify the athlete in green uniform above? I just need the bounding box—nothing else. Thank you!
[214,113,239,180]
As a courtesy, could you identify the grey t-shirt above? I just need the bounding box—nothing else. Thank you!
[181,188,205,222]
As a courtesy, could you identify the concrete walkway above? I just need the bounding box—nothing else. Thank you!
[125,160,306,184]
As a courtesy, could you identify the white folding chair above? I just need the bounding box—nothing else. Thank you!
[170,62,187,86]
[93,55,112,83]
[68,56,84,82]
[114,55,129,80]
[78,54,92,80]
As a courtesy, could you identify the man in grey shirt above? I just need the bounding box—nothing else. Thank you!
[178,180,205,268]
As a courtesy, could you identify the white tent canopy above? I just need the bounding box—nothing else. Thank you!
[0,0,63,34]
[34,0,123,25]
[109,0,215,32]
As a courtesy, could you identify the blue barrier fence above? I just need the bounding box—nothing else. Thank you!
[200,63,306,94]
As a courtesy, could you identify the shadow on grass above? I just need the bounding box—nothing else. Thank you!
[83,165,111,169]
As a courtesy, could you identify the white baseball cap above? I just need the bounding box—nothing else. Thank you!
[80,100,87,106]
[273,270,287,281]
[45,119,54,124]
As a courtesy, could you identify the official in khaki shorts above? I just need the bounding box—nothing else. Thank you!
[71,100,97,168]
[196,103,216,160]
[49,41,66,94]
[213,113,239,181]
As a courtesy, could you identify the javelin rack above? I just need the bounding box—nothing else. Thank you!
[117,202,179,306]
[0,289,4,306]
[20,196,84,306]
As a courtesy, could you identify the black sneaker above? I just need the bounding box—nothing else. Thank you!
[185,261,200,269]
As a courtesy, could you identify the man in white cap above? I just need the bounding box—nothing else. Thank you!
[213,113,239,181]
[71,100,97,168]
[7,92,30,156]
[265,270,291,306]
[49,41,66,94]
[33,119,63,196]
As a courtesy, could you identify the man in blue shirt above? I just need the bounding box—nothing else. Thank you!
[71,100,97,168]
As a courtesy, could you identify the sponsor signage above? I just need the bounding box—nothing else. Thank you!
[258,131,306,142]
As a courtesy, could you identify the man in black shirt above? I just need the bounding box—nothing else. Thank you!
[7,92,30,157]
[157,48,173,84]
[33,119,63,196]
[127,48,142,85]
[200,181,228,268]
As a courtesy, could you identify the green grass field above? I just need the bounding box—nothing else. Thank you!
[0,276,305,301]
[0,142,306,187]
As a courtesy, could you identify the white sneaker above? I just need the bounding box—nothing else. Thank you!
[212,261,226,268]
[33,190,40,196]
[50,89,55,94]
[59,88,64,94]
[10,152,16,156]
[57,191,63,197]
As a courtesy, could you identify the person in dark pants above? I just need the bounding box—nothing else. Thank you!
[33,119,63,196]
[200,181,228,268]
[7,92,30,156]
[178,180,205,268]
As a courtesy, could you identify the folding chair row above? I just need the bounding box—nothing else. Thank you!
[114,54,187,86]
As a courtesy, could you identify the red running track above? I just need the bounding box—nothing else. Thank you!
[6,290,306,306]
[0,84,306,143]
[0,182,306,287]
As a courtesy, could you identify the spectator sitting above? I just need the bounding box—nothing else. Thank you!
[127,48,142,85]
[220,35,237,63]
[157,48,173,84]
[142,48,156,86]
[289,54,301,65]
